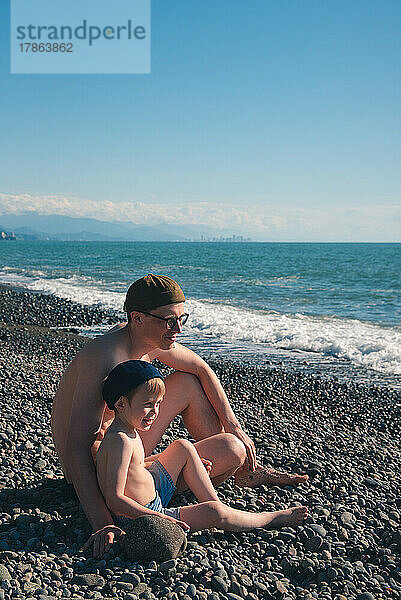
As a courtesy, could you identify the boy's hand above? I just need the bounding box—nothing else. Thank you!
[164,515,190,532]
[81,525,126,559]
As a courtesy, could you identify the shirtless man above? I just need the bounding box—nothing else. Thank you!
[52,274,307,557]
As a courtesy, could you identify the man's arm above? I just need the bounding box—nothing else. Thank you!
[64,354,114,533]
[152,343,257,470]
[152,343,239,426]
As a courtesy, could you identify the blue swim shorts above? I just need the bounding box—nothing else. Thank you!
[112,460,181,529]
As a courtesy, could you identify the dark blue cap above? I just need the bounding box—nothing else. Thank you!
[103,360,164,410]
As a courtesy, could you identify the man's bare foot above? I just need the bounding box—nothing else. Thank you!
[264,506,308,529]
[234,465,309,489]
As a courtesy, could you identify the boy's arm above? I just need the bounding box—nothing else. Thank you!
[102,434,189,529]
[103,433,158,518]
[144,452,163,464]
[152,343,256,470]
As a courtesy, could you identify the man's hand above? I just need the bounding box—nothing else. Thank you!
[225,424,257,471]
[81,525,126,559]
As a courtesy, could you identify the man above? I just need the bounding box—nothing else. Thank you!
[52,274,307,557]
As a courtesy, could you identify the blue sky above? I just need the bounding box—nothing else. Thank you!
[0,0,400,241]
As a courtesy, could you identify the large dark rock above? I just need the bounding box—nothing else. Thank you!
[122,515,187,563]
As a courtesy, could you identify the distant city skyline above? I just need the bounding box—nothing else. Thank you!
[0,1,400,241]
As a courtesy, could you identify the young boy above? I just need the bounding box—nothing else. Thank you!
[95,360,307,552]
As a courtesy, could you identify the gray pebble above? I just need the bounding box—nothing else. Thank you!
[71,574,105,587]
[309,524,327,537]
[305,536,323,552]
[0,565,11,581]
[119,573,141,586]
[159,558,177,574]
[339,512,356,527]
[186,584,197,598]
[211,575,228,594]
[363,478,380,489]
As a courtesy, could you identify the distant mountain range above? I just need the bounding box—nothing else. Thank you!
[0,212,250,242]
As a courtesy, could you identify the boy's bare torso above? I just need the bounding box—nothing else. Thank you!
[96,426,156,508]
[51,325,154,482]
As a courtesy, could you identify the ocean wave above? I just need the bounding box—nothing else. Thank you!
[184,300,401,375]
[1,269,400,376]
[0,270,125,311]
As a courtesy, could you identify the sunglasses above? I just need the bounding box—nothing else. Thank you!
[140,311,190,330]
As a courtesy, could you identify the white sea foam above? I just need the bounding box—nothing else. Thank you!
[0,270,124,311]
[1,269,400,376]
[186,299,401,375]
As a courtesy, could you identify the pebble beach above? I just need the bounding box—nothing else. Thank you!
[0,286,400,600]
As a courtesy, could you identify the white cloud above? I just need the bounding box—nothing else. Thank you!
[0,192,280,231]
[0,192,399,241]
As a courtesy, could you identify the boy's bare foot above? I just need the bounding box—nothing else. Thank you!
[234,465,309,489]
[265,506,308,529]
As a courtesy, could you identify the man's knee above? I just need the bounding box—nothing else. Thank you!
[172,438,195,455]
[223,433,247,467]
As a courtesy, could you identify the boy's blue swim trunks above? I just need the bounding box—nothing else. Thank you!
[145,459,179,514]
[112,460,181,529]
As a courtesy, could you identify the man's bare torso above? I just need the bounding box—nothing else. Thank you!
[51,324,155,482]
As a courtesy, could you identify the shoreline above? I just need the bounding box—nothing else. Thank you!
[1,281,400,392]
[0,285,400,599]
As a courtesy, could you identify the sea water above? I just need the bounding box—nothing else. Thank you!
[0,241,400,388]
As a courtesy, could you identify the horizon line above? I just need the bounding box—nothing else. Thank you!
[1,239,400,244]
